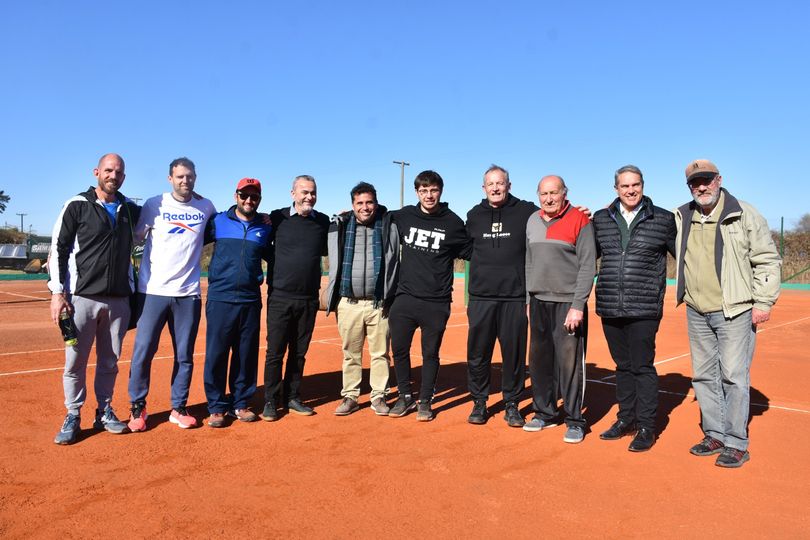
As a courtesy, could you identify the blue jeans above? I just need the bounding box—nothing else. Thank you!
[686,306,756,451]
[128,293,202,409]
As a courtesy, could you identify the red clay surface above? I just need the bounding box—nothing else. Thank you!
[1,278,809,538]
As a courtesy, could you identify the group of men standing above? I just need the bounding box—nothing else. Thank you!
[48,154,780,468]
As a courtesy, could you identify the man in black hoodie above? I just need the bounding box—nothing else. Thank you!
[465,165,538,427]
[388,170,470,421]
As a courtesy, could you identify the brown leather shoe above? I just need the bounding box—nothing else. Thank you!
[229,408,258,423]
[207,412,226,428]
[334,397,359,416]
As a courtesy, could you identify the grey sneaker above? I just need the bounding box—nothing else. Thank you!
[371,397,390,416]
[563,425,585,444]
[416,400,434,422]
[93,406,128,434]
[389,394,417,418]
[523,416,558,432]
[334,397,359,416]
[715,447,750,468]
[54,413,80,445]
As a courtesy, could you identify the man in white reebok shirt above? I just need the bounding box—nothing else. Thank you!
[127,157,216,431]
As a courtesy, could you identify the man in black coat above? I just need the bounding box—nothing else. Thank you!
[592,165,676,452]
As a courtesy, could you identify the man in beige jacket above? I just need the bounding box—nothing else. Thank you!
[675,159,781,468]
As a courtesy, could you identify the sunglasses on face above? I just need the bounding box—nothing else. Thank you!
[237,191,261,202]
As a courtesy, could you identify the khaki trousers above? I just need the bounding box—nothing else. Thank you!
[337,298,390,400]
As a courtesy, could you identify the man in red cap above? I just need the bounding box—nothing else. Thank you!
[202,178,273,427]
[675,159,781,467]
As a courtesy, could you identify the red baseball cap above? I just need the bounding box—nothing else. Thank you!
[236,177,262,193]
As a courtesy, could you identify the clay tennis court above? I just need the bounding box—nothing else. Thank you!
[1,277,808,538]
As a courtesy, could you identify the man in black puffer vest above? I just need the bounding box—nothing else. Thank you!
[592,165,676,452]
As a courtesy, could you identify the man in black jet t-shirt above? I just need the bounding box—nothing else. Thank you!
[388,170,470,421]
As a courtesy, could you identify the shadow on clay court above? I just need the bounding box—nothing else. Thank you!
[748,386,770,423]
[131,359,770,430]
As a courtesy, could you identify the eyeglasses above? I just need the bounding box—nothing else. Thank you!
[417,188,441,196]
[237,191,261,202]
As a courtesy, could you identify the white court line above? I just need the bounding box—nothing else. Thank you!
[0,351,204,377]
[598,313,810,382]
[4,340,809,416]
[586,377,810,415]
[600,352,692,381]
[0,339,469,377]
[0,347,66,357]
[0,291,49,301]
[756,315,810,333]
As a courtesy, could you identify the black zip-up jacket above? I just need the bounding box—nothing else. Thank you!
[391,202,471,302]
[48,187,141,297]
[592,196,676,319]
[466,194,538,301]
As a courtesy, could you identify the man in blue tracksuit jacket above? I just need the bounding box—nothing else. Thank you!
[203,177,273,427]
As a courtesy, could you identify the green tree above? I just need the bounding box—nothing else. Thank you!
[0,190,9,213]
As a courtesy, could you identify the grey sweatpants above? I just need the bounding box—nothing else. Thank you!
[63,295,130,415]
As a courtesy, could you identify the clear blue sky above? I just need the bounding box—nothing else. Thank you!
[1,1,807,235]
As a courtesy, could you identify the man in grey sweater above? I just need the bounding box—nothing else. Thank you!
[524,175,596,443]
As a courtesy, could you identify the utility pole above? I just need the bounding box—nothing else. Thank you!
[392,160,410,208]
[16,213,27,234]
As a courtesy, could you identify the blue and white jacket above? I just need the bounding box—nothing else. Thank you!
[204,206,273,303]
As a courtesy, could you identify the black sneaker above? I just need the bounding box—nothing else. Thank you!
[468,399,488,425]
[689,436,725,456]
[416,400,434,422]
[287,399,314,416]
[260,401,279,422]
[715,447,750,468]
[389,394,417,418]
[503,402,525,428]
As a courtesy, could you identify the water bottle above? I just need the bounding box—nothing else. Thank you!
[59,311,78,347]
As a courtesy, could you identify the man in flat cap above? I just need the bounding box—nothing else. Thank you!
[675,159,780,467]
